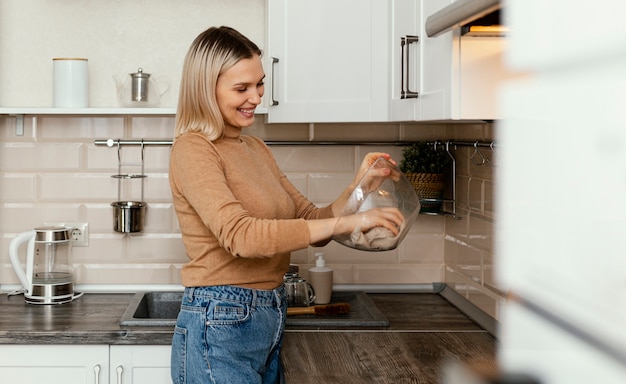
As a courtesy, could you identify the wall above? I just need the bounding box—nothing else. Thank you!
[0,0,265,108]
[0,116,500,311]
[0,116,442,285]
[444,139,500,319]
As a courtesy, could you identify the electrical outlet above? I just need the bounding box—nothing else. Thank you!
[46,222,89,247]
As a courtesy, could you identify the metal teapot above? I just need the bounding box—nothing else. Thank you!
[114,67,170,107]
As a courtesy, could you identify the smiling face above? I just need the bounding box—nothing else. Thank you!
[215,54,265,130]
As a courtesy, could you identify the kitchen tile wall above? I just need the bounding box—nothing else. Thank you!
[0,115,501,317]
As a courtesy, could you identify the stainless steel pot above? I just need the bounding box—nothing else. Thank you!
[111,201,146,233]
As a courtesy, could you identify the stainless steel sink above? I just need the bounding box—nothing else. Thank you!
[120,291,389,328]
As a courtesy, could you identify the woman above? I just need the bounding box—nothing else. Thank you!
[169,26,404,384]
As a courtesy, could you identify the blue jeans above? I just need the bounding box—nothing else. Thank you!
[171,285,287,384]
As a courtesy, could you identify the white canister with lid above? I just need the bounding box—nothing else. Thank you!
[53,58,88,107]
[308,252,333,304]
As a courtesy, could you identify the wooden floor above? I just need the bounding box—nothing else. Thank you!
[281,293,497,384]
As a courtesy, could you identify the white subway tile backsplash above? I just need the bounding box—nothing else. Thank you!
[270,146,355,172]
[77,264,176,284]
[130,117,176,138]
[309,241,398,265]
[87,144,123,170]
[467,213,495,252]
[412,215,445,234]
[140,174,172,202]
[0,115,499,299]
[0,203,82,232]
[125,234,187,262]
[468,178,483,213]
[398,232,444,264]
[0,142,82,170]
[38,173,115,201]
[354,264,443,284]
[36,116,125,140]
[307,172,353,204]
[0,174,35,201]
[484,180,495,218]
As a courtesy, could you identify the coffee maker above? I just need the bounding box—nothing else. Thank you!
[9,226,79,304]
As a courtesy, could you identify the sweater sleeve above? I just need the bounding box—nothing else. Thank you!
[170,134,317,259]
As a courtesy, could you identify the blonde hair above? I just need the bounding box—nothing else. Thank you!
[174,26,262,141]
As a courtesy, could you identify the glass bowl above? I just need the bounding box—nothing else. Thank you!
[332,157,420,251]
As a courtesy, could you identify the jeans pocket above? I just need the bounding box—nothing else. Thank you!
[207,300,250,325]
[171,326,187,384]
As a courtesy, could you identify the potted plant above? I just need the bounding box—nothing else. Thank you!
[399,142,451,213]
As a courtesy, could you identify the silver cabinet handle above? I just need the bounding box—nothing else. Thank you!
[116,365,123,384]
[93,364,101,384]
[400,35,419,99]
[270,57,279,106]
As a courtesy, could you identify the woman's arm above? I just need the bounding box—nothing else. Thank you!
[306,207,405,245]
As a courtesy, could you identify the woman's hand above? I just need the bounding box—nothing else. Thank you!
[330,152,401,217]
[352,152,395,188]
[350,152,402,194]
[333,207,405,237]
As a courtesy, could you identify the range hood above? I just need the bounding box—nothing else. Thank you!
[425,0,504,37]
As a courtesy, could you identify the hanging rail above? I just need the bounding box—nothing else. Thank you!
[94,138,496,148]
[94,138,495,220]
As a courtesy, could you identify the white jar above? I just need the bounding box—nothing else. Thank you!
[308,252,333,305]
[53,58,88,108]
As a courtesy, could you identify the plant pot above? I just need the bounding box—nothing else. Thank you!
[405,172,445,213]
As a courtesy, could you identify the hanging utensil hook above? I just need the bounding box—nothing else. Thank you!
[470,142,489,166]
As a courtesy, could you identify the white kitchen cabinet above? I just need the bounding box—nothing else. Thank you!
[0,344,171,384]
[420,0,517,121]
[110,345,171,384]
[266,0,420,123]
[0,345,110,384]
[389,0,422,121]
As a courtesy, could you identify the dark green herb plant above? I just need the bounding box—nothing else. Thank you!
[399,142,451,174]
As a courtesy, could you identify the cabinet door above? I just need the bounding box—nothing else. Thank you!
[389,0,421,121]
[266,0,389,123]
[419,0,452,121]
[109,345,171,384]
[0,345,109,384]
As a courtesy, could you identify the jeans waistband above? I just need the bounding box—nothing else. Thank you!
[183,285,285,306]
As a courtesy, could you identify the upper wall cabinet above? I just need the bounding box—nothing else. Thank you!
[420,0,522,121]
[266,0,421,123]
[390,0,422,121]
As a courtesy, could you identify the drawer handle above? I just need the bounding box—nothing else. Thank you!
[400,35,419,99]
[116,365,124,384]
[270,57,280,106]
[93,364,101,384]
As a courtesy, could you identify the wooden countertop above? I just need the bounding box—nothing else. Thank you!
[0,291,490,341]
[284,293,497,383]
[0,292,497,382]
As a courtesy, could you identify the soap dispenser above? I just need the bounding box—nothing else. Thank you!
[308,252,333,304]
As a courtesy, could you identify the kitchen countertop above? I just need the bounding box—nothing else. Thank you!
[0,291,497,382]
[0,291,490,345]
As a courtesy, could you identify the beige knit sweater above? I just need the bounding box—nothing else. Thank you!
[169,130,334,289]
